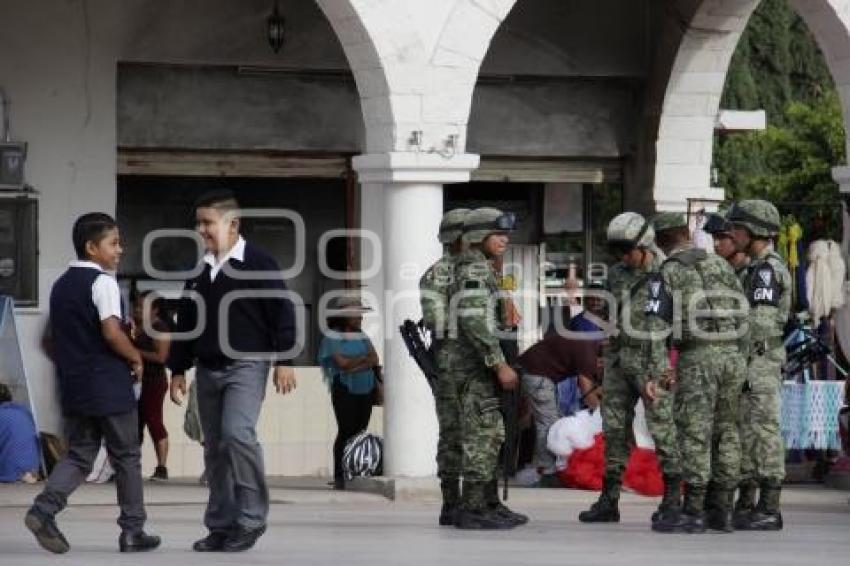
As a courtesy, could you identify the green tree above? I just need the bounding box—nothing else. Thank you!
[720,0,833,125]
[715,0,845,236]
[717,93,846,234]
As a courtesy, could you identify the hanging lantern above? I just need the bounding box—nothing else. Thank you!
[267,2,285,54]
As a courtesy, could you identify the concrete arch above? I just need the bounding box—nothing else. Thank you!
[316,0,517,153]
[653,0,850,211]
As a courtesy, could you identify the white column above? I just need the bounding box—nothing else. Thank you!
[354,152,480,478]
[833,166,850,194]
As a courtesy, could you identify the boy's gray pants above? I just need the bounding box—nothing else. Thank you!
[197,360,270,532]
[33,409,146,534]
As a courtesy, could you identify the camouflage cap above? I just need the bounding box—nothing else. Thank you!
[652,212,687,233]
[462,207,516,244]
[727,199,780,237]
[438,208,470,244]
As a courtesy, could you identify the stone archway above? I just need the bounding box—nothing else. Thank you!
[316,0,517,154]
[652,0,850,211]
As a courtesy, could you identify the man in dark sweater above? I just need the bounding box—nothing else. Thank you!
[518,334,600,485]
[25,213,160,554]
[168,190,297,553]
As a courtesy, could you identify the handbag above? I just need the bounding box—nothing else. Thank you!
[372,365,384,406]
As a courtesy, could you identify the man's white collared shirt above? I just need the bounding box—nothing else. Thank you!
[205,236,246,282]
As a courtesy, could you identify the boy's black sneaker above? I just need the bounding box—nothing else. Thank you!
[119,531,161,552]
[222,524,266,552]
[25,507,70,554]
[150,465,168,482]
[193,530,229,552]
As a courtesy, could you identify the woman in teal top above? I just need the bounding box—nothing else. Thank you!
[318,297,379,490]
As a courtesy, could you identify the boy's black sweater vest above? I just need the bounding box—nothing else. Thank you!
[50,266,135,416]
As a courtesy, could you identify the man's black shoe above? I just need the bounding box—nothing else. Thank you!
[578,499,620,523]
[222,524,267,552]
[455,509,515,530]
[732,507,753,529]
[705,509,734,533]
[192,530,230,552]
[119,531,161,553]
[439,504,458,526]
[490,502,529,525]
[652,510,706,534]
[24,508,69,554]
[739,511,783,531]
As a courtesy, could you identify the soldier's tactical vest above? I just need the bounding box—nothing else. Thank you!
[744,252,783,308]
[664,247,739,336]
[641,272,674,324]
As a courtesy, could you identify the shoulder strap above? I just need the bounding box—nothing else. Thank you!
[663,248,708,268]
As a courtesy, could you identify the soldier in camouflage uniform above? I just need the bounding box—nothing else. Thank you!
[728,200,790,531]
[578,212,682,527]
[703,213,750,277]
[650,213,747,534]
[419,208,469,527]
[445,207,520,530]
[701,211,751,527]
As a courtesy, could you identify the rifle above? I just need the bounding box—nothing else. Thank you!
[499,337,521,501]
[399,319,439,389]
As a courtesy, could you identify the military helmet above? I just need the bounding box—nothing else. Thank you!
[727,199,780,237]
[606,212,654,254]
[652,212,688,233]
[702,212,732,236]
[438,208,470,244]
[462,207,517,244]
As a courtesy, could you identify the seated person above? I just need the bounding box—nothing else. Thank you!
[556,280,608,416]
[0,383,40,483]
[518,335,600,486]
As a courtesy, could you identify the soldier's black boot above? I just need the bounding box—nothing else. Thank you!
[705,487,734,533]
[732,481,758,530]
[439,478,460,526]
[651,475,682,525]
[455,482,515,530]
[653,484,705,534]
[485,479,529,526]
[579,474,621,523]
[744,482,783,531]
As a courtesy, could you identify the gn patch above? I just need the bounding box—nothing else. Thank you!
[749,263,781,306]
[644,273,673,323]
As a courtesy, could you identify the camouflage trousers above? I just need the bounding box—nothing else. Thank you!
[739,346,786,485]
[435,370,463,480]
[602,357,680,480]
[436,364,504,484]
[676,344,746,489]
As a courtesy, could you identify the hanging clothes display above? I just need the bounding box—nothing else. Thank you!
[779,220,803,307]
[806,240,846,323]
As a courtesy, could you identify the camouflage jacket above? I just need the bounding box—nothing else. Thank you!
[660,245,746,350]
[741,247,791,349]
[611,253,670,382]
[419,249,455,338]
[447,248,506,369]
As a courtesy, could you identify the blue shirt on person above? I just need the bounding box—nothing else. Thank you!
[0,402,40,482]
[317,332,376,395]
